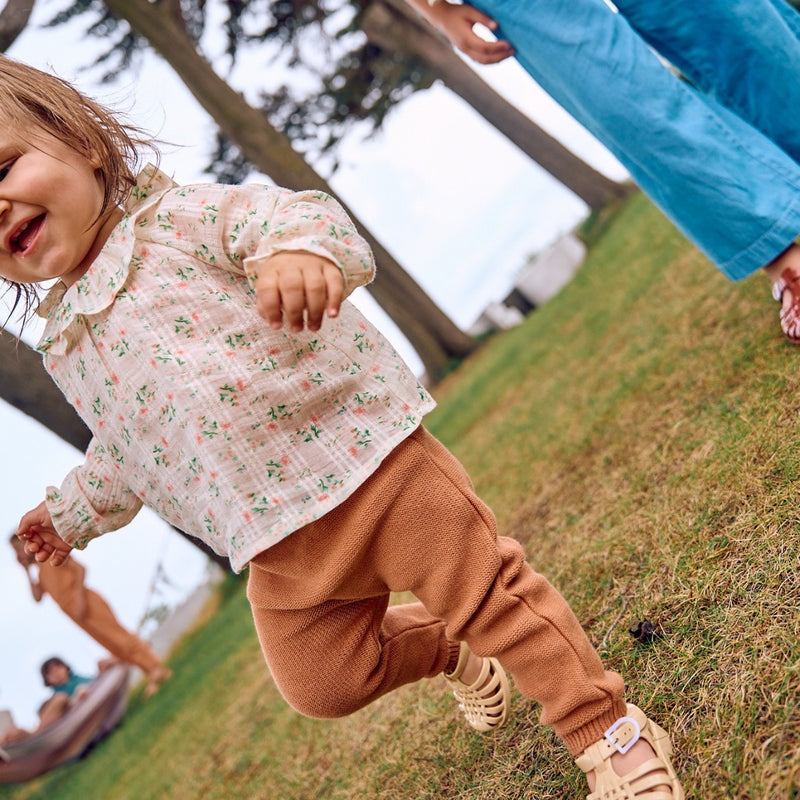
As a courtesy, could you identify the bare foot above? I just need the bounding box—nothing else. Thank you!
[764,243,800,340]
[144,665,172,698]
[764,242,800,289]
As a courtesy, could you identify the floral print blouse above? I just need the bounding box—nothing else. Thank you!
[37,165,435,572]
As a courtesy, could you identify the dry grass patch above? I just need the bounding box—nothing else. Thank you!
[3,193,799,799]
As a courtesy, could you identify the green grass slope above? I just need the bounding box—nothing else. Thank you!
[3,192,798,799]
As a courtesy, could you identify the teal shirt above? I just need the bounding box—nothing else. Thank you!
[51,673,92,697]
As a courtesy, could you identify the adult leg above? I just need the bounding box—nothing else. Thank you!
[615,0,800,161]
[612,0,800,337]
[473,0,800,280]
[77,590,170,690]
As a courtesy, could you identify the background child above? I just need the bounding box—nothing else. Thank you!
[407,0,800,342]
[0,657,92,745]
[40,656,92,700]
[4,54,680,798]
[9,535,171,696]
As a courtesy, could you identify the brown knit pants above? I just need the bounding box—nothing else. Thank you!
[247,426,626,755]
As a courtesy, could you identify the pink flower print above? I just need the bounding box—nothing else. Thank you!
[243,510,253,524]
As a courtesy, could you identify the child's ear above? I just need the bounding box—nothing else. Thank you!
[88,148,103,170]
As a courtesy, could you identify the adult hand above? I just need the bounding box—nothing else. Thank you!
[427,2,514,65]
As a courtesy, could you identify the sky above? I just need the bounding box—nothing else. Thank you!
[0,0,626,730]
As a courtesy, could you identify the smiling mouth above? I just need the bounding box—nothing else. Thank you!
[10,215,44,254]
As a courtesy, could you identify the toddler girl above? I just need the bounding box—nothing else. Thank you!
[4,55,681,798]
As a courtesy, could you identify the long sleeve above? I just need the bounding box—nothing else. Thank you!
[34,167,433,572]
[144,183,375,298]
[45,436,143,550]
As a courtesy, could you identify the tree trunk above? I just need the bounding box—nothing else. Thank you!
[106,0,478,383]
[0,0,34,52]
[365,0,631,210]
[0,331,231,570]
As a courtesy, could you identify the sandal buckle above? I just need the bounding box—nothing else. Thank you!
[604,716,641,755]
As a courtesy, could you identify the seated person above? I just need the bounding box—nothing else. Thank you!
[40,657,92,700]
[0,658,95,745]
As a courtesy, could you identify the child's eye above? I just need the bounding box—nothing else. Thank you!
[0,159,16,181]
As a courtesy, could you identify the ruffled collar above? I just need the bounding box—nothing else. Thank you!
[36,164,177,355]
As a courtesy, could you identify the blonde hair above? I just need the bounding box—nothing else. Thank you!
[0,55,157,320]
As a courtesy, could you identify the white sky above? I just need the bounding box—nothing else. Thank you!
[0,0,626,729]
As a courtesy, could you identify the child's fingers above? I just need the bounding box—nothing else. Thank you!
[302,267,329,332]
[278,270,309,332]
[305,263,345,330]
[322,262,345,319]
[256,268,289,329]
[255,253,344,331]
[17,501,49,537]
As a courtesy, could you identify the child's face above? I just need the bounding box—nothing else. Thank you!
[0,127,120,287]
[44,662,70,687]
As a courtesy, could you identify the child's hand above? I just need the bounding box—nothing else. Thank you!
[254,251,344,332]
[16,502,72,567]
[427,2,514,65]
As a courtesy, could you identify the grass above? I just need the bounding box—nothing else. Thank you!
[2,191,799,799]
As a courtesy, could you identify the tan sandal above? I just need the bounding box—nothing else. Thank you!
[442,642,510,732]
[575,704,683,800]
[772,266,800,342]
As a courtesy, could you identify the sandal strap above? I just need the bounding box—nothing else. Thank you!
[442,642,510,732]
[576,704,683,800]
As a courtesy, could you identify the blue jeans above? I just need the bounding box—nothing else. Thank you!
[473,0,800,279]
